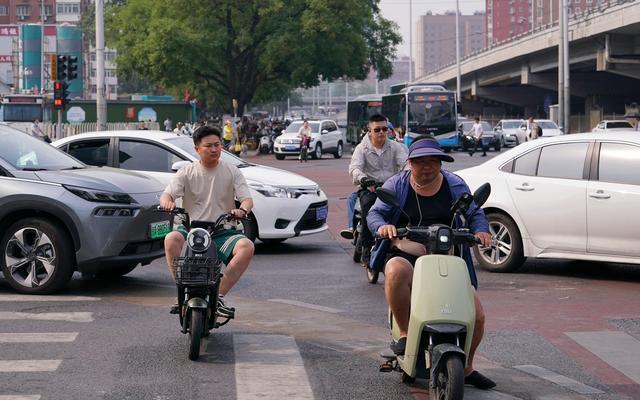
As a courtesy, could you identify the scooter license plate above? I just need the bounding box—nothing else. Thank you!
[316,206,328,221]
[149,220,171,239]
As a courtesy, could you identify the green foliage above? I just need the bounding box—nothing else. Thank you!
[109,0,400,114]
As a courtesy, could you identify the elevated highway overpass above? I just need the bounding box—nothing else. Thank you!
[415,0,640,131]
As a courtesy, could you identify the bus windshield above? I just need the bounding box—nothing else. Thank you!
[407,93,455,127]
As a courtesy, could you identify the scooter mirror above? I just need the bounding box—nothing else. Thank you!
[375,188,401,208]
[472,183,491,208]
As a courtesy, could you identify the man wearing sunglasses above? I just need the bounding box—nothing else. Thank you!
[348,114,407,268]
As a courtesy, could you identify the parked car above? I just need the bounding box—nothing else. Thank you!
[519,119,563,138]
[273,119,345,160]
[456,132,640,273]
[0,125,169,294]
[592,120,634,133]
[494,119,525,147]
[53,131,328,244]
[458,120,503,151]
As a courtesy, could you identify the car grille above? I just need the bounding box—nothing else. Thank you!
[119,239,164,256]
[281,138,301,144]
[287,187,321,198]
[294,200,328,234]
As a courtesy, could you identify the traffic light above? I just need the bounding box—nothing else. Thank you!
[66,56,78,81]
[56,55,67,81]
[53,81,69,110]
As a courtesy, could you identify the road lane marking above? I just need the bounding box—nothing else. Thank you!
[0,295,100,302]
[234,334,314,400]
[0,312,94,323]
[0,333,78,343]
[513,365,604,395]
[268,299,343,314]
[0,396,41,400]
[566,331,640,385]
[0,360,61,372]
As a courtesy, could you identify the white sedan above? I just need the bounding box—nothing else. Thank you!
[53,131,329,243]
[592,120,634,133]
[456,132,640,272]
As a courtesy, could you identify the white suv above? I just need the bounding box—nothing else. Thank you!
[274,119,345,160]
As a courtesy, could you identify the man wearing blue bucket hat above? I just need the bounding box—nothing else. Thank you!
[367,136,496,390]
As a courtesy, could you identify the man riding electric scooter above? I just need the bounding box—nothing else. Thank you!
[348,114,407,268]
[368,136,496,390]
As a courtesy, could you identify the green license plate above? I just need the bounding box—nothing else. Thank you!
[150,220,171,239]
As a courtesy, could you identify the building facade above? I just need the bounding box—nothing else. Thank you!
[415,11,486,78]
[0,0,56,24]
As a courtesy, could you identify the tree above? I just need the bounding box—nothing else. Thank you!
[108,0,400,115]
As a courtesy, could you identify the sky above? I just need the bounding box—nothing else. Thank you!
[379,0,486,57]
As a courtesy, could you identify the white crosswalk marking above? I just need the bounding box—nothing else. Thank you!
[514,365,604,395]
[0,312,93,323]
[0,396,41,400]
[0,295,100,302]
[566,331,640,385]
[234,334,314,400]
[0,333,78,343]
[0,360,61,372]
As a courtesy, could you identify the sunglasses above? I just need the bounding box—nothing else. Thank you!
[371,126,389,134]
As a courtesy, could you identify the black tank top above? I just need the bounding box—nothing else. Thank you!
[397,178,453,229]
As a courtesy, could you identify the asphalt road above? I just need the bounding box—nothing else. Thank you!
[1,145,639,400]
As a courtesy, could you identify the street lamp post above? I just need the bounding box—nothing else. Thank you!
[455,0,461,101]
[409,0,413,82]
[562,0,570,133]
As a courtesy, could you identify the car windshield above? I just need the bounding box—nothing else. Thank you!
[408,93,455,126]
[285,121,319,133]
[607,121,633,129]
[503,121,522,129]
[0,126,84,170]
[538,121,559,129]
[164,136,251,167]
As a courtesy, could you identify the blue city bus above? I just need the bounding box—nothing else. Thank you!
[382,84,460,152]
[346,94,384,145]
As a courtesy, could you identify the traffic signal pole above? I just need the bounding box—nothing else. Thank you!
[95,0,107,131]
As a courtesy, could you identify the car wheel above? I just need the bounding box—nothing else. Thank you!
[0,218,75,294]
[333,142,343,159]
[275,154,285,160]
[313,144,322,160]
[236,212,258,243]
[474,213,525,273]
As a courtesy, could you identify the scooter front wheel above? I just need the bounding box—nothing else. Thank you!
[366,267,379,284]
[430,354,464,400]
[188,309,205,361]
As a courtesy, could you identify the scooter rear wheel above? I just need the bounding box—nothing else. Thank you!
[188,309,204,361]
[430,354,464,400]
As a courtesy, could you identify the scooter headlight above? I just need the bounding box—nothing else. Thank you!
[186,228,211,253]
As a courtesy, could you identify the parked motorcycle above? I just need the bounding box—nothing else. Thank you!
[259,133,272,154]
[156,207,238,360]
[377,183,491,399]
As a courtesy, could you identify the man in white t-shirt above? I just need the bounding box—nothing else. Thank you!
[468,116,487,157]
[160,125,254,316]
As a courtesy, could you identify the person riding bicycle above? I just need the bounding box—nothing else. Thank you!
[367,136,496,390]
[348,113,407,268]
[159,125,254,317]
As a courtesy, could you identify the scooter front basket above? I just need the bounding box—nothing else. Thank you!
[174,257,220,286]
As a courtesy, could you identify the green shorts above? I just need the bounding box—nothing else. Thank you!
[176,225,246,264]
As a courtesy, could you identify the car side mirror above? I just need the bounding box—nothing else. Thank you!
[171,160,191,172]
[321,129,329,134]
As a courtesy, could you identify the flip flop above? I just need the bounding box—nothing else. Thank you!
[464,370,496,390]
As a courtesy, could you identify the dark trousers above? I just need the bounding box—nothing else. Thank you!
[470,137,487,155]
[357,188,378,264]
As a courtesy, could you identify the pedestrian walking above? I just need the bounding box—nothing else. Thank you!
[164,116,173,132]
[298,119,311,162]
[468,117,487,157]
[526,117,539,141]
[31,119,51,143]
[223,120,233,148]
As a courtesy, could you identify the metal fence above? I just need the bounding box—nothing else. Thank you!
[9,122,162,140]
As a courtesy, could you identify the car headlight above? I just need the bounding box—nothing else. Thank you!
[64,184,135,204]
[249,183,290,198]
[276,138,282,144]
[187,228,211,252]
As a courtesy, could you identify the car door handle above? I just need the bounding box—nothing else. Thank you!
[515,183,534,191]
[589,191,611,199]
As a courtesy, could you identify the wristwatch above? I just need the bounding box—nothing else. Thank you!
[238,206,249,215]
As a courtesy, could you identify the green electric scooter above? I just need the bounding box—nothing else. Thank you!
[377,183,491,400]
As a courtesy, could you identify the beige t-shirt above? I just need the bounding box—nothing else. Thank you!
[164,159,251,221]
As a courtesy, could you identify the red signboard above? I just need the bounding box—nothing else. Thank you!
[0,55,11,63]
[367,101,383,107]
[0,27,18,36]
[126,107,136,119]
